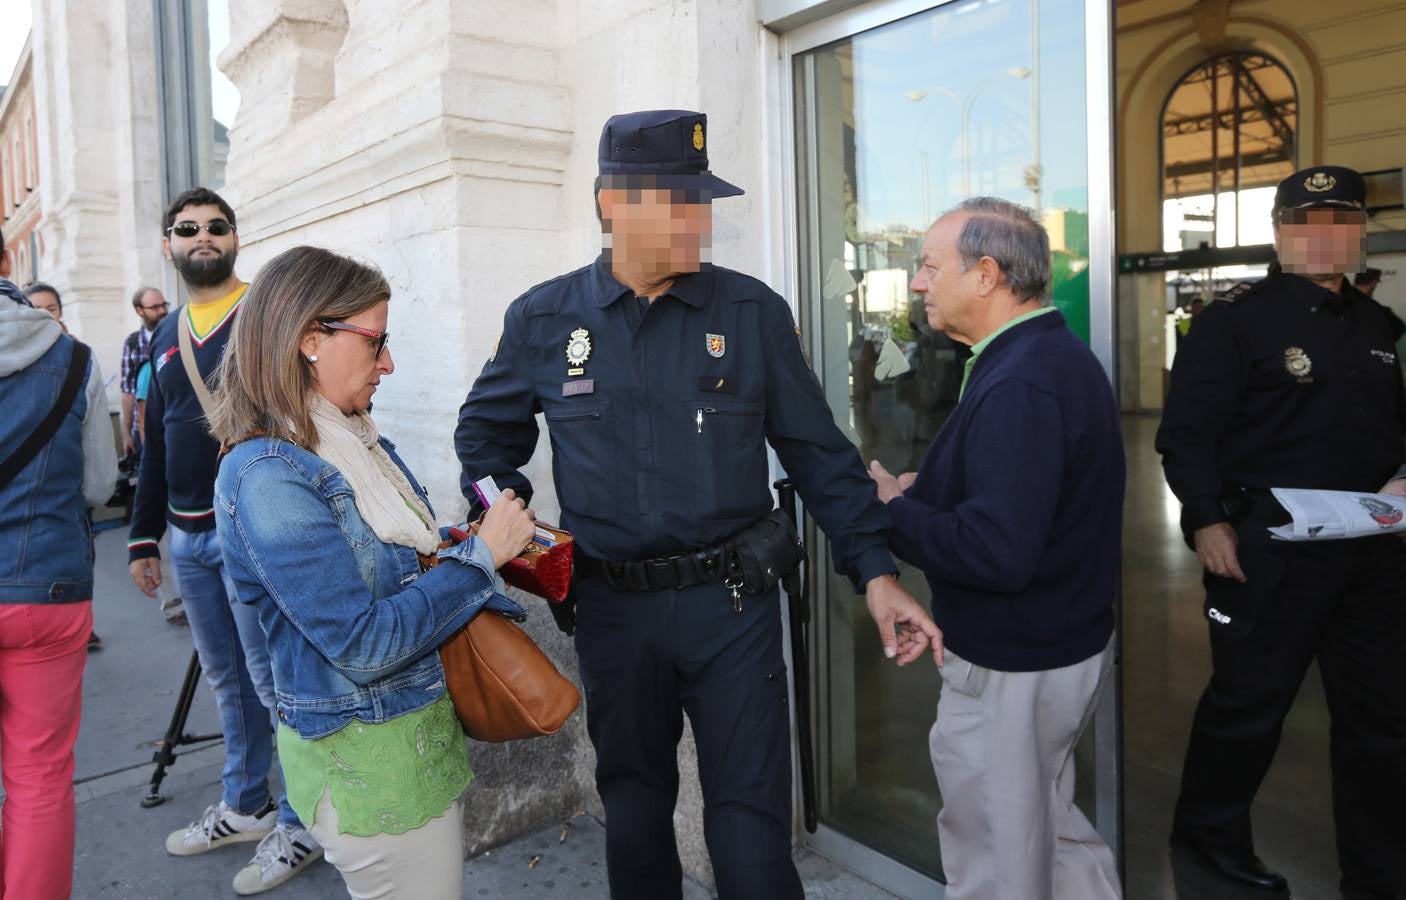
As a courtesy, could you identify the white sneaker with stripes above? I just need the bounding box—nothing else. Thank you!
[165,799,276,856]
[232,823,323,895]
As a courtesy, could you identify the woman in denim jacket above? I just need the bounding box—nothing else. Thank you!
[209,246,535,899]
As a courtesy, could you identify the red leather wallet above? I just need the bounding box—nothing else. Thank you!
[448,521,574,604]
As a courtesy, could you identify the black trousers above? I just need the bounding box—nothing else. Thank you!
[1173,520,1406,895]
[573,579,804,900]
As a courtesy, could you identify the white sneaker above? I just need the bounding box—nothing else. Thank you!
[232,824,323,895]
[165,799,277,856]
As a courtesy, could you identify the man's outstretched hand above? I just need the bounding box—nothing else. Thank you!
[864,574,943,667]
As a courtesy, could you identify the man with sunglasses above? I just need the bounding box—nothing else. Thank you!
[128,187,320,895]
[1158,166,1406,899]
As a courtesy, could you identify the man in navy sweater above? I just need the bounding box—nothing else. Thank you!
[869,198,1124,900]
[128,187,319,894]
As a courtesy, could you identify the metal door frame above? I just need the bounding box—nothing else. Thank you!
[773,0,1119,894]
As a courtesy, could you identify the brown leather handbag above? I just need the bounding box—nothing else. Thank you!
[422,549,580,742]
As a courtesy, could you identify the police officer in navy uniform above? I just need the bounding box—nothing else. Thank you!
[1158,166,1406,899]
[455,110,942,900]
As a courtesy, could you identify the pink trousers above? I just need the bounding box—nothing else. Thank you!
[0,601,91,900]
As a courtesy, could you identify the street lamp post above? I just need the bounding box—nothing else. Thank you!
[906,66,1032,199]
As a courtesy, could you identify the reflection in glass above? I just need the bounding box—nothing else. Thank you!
[793,0,1089,880]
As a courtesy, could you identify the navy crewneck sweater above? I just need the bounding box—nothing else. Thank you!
[887,310,1125,672]
[128,301,240,562]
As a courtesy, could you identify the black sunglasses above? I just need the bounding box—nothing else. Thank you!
[319,320,390,359]
[166,219,235,238]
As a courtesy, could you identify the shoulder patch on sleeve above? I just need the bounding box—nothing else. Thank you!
[794,325,813,366]
[1216,281,1255,303]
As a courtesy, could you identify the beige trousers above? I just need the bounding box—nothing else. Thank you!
[930,638,1121,900]
[307,791,464,900]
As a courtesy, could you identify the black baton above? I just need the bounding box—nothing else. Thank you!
[774,477,817,834]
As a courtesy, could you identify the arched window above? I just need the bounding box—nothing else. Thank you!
[1162,52,1296,251]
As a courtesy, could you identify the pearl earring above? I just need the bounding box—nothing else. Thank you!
[307,354,318,363]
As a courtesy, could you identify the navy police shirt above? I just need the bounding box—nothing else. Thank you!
[1157,270,1406,532]
[455,256,896,591]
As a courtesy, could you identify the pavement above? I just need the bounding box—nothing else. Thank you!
[19,527,898,899]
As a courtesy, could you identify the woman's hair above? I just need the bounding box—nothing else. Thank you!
[209,246,390,451]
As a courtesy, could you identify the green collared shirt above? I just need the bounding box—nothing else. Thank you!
[958,306,1058,400]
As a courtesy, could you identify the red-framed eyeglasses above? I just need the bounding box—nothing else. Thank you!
[319,320,390,359]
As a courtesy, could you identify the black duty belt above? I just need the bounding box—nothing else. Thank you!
[576,545,732,593]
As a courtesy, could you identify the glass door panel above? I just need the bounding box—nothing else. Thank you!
[791,0,1093,882]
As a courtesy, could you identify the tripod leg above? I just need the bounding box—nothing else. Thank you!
[141,649,204,808]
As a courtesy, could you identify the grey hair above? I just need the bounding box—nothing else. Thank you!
[947,197,1051,303]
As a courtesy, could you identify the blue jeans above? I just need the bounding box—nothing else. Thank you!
[170,527,299,828]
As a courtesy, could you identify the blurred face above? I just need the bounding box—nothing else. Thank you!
[300,301,394,415]
[1275,208,1367,278]
[164,203,239,289]
[135,289,169,328]
[30,290,61,320]
[909,214,981,344]
[600,186,712,275]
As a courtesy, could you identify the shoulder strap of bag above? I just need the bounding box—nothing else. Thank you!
[177,306,219,420]
[0,339,92,490]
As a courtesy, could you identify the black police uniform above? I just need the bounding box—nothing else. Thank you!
[455,110,896,900]
[1157,166,1406,898]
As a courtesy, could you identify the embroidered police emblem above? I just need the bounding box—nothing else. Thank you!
[693,123,705,151]
[565,327,592,370]
[706,333,725,358]
[1284,346,1312,378]
[1305,171,1336,193]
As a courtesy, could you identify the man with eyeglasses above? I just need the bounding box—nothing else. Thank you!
[1159,166,1406,899]
[128,187,321,895]
[120,286,170,459]
[120,286,185,626]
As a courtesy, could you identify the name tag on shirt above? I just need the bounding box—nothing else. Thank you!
[562,379,595,397]
[697,376,736,394]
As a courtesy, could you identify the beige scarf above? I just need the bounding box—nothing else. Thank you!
[307,393,440,555]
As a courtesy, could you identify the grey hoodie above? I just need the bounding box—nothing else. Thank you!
[1,299,118,507]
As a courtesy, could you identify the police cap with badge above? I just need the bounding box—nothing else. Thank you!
[578,110,806,610]
[597,109,744,197]
[1274,165,1367,217]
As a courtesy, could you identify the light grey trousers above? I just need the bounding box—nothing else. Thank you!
[930,638,1121,900]
[308,791,464,900]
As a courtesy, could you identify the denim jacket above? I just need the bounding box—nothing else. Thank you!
[215,435,525,739]
[1,301,118,604]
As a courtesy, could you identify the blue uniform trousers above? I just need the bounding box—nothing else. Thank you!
[573,579,803,900]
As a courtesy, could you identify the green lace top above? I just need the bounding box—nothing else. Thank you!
[276,693,471,836]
